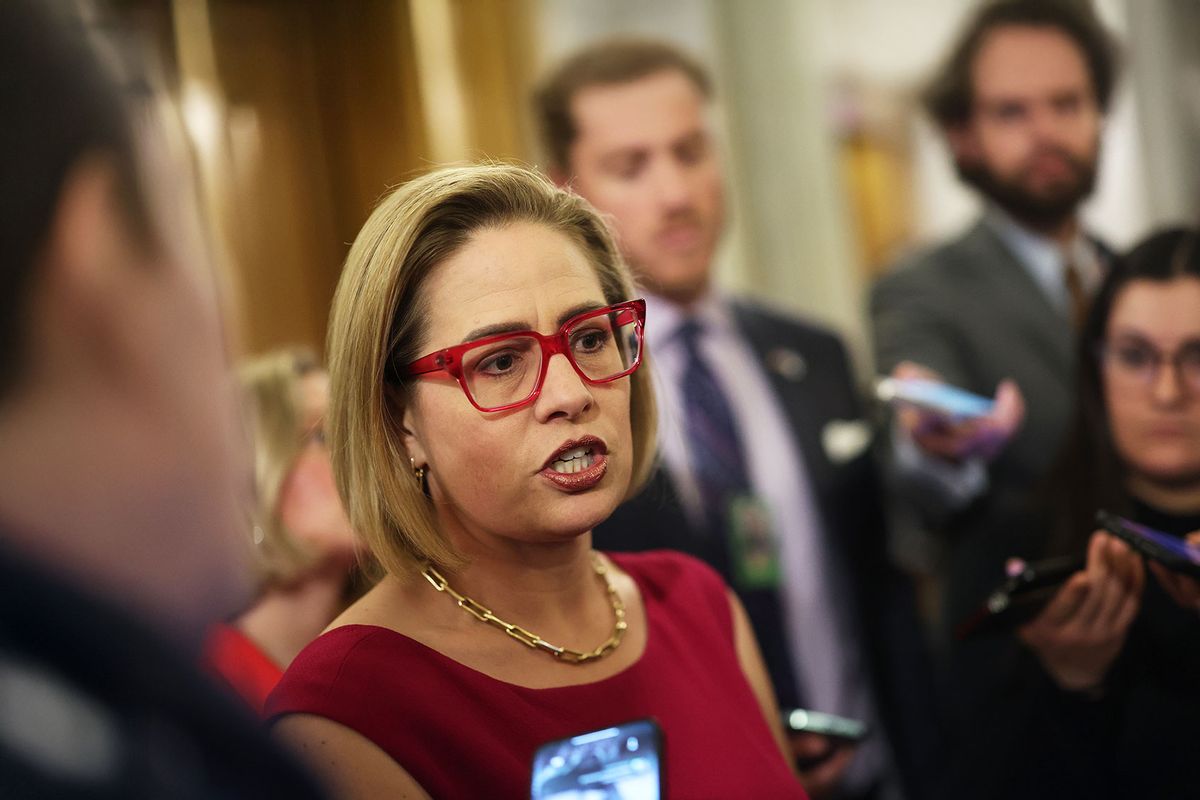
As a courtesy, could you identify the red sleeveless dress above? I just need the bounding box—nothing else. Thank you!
[266,550,806,799]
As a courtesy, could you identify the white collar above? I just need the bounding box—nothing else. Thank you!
[983,205,1102,300]
[641,289,736,352]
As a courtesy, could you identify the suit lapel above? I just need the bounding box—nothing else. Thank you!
[730,303,836,500]
[728,302,866,620]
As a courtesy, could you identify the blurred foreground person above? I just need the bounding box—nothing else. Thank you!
[951,228,1200,798]
[268,163,807,798]
[0,2,323,796]
[205,348,364,715]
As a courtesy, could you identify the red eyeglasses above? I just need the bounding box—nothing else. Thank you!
[402,299,646,412]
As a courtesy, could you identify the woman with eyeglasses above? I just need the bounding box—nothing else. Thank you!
[953,227,1200,799]
[266,164,807,799]
[204,348,364,715]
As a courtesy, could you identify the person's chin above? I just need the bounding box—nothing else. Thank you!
[656,264,711,303]
[540,487,623,537]
[1132,456,1200,487]
[961,161,1094,228]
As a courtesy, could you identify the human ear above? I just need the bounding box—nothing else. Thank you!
[47,157,124,293]
[399,400,428,470]
[37,157,143,372]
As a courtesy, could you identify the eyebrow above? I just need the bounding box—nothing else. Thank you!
[598,148,646,172]
[673,129,708,148]
[1110,330,1200,348]
[558,301,607,327]
[458,302,608,344]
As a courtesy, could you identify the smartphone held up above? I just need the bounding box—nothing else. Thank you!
[875,376,995,421]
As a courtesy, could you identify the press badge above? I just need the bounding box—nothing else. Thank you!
[726,493,781,590]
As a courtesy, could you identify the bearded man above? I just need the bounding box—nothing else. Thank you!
[870,0,1120,646]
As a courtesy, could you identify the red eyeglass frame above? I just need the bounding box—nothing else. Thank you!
[402,298,646,413]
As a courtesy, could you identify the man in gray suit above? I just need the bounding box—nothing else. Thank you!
[871,0,1121,642]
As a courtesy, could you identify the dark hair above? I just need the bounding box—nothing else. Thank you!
[1044,227,1200,553]
[923,0,1120,129]
[0,0,152,397]
[532,37,713,172]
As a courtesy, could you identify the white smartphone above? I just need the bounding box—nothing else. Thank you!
[875,376,994,420]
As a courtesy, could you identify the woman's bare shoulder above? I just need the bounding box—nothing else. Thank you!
[274,714,432,800]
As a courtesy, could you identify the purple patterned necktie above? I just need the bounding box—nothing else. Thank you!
[677,318,751,531]
[675,318,804,711]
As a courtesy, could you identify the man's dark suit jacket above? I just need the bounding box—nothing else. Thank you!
[595,299,944,800]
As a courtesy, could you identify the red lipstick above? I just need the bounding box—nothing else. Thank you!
[541,436,608,492]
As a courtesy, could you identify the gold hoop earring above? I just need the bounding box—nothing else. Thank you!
[410,457,425,484]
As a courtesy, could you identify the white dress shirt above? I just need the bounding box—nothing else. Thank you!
[986,205,1104,311]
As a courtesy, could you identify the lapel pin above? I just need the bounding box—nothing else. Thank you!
[767,348,807,382]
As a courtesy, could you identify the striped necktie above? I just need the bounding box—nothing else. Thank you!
[1064,258,1089,331]
[677,318,751,533]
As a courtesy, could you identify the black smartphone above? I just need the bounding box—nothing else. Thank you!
[781,707,870,744]
[955,554,1084,639]
[1097,510,1200,580]
[531,718,663,800]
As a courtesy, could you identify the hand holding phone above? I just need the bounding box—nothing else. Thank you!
[880,363,1025,464]
[1017,531,1143,692]
[1096,511,1200,579]
[1094,512,1200,612]
[780,708,865,795]
[955,554,1085,639]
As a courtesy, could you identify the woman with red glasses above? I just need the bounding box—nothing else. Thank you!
[266,164,807,799]
[948,227,1200,799]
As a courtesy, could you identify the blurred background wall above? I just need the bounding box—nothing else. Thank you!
[102,0,1199,368]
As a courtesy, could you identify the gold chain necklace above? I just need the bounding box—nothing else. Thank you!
[421,552,627,664]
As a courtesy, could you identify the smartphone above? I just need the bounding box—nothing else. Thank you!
[1096,510,1200,580]
[875,376,995,420]
[781,707,869,744]
[955,554,1084,639]
[531,718,663,800]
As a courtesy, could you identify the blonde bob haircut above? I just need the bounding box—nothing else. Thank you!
[327,163,657,577]
[238,346,323,587]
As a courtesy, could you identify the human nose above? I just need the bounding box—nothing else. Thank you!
[533,350,594,422]
[1032,100,1084,147]
[652,158,693,209]
[1029,104,1060,141]
[1150,354,1187,406]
